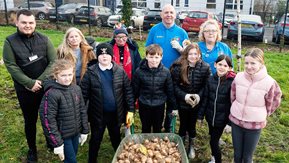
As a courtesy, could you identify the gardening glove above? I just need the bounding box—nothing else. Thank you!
[182,39,191,49]
[171,40,183,52]
[171,110,178,116]
[126,112,134,127]
[185,94,196,107]
[191,94,200,106]
[54,144,64,161]
[79,134,88,146]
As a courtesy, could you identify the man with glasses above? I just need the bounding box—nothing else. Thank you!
[109,28,141,80]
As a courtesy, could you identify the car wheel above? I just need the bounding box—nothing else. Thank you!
[96,19,102,27]
[130,21,135,28]
[37,12,46,20]
[69,15,75,24]
[272,32,276,42]
[227,33,233,40]
[276,35,280,44]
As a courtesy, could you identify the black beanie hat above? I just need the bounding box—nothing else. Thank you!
[114,28,128,36]
[96,43,113,58]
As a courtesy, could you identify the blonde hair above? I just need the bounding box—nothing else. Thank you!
[244,48,265,65]
[198,19,222,42]
[51,59,75,80]
[57,27,88,63]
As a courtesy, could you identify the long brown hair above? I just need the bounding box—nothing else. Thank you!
[171,43,201,84]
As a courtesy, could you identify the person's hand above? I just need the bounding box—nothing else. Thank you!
[31,80,42,92]
[54,144,64,161]
[182,39,191,49]
[224,124,232,133]
[185,94,196,107]
[191,94,200,105]
[79,134,88,146]
[197,119,203,128]
[126,112,134,127]
[171,110,178,116]
[171,40,183,52]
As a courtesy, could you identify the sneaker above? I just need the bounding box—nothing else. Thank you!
[188,145,195,159]
[208,155,215,163]
[27,149,37,162]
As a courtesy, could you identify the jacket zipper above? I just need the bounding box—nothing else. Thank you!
[212,77,221,127]
[242,77,253,119]
[151,71,155,105]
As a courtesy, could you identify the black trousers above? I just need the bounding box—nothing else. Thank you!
[88,111,121,163]
[16,89,44,151]
[139,102,165,133]
[208,123,226,163]
[178,108,198,138]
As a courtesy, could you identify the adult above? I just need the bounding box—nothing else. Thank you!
[57,27,96,85]
[146,4,189,132]
[109,28,141,80]
[3,9,56,162]
[198,19,233,74]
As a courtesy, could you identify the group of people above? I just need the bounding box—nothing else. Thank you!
[3,4,282,163]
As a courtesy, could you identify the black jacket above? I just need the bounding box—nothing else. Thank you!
[108,38,141,78]
[39,80,89,147]
[170,61,211,110]
[198,73,235,127]
[80,60,135,127]
[133,59,177,110]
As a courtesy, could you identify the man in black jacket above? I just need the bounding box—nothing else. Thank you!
[3,9,56,162]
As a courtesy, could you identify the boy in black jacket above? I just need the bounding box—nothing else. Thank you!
[81,43,135,163]
[133,44,177,133]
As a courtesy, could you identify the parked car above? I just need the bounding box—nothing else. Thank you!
[178,10,192,24]
[272,14,289,44]
[72,6,112,27]
[48,3,87,22]
[8,1,54,20]
[143,10,162,31]
[107,8,146,28]
[227,14,264,42]
[181,11,222,33]
[224,13,235,27]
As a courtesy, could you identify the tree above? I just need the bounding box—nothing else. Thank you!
[121,0,132,27]
[254,0,274,22]
[275,0,286,20]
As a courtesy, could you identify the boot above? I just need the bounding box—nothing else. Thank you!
[188,138,196,159]
[27,149,37,163]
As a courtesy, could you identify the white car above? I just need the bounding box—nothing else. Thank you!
[107,8,146,28]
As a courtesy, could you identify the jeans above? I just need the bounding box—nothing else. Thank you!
[139,102,165,133]
[88,111,121,163]
[208,124,226,163]
[64,134,79,163]
[16,89,44,151]
[231,123,261,163]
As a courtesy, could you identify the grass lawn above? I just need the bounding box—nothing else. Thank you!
[0,26,289,163]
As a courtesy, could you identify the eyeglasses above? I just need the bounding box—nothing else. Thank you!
[203,30,218,33]
[115,36,127,40]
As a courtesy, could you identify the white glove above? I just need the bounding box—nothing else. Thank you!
[191,94,200,105]
[54,144,64,161]
[79,134,88,146]
[185,94,195,107]
[171,110,178,116]
[224,125,232,133]
[182,39,191,49]
[171,40,183,52]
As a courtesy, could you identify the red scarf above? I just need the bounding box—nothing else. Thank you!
[113,43,132,79]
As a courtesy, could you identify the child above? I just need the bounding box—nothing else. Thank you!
[39,59,89,163]
[170,43,211,159]
[80,43,135,163]
[198,55,236,163]
[229,48,282,163]
[133,44,177,133]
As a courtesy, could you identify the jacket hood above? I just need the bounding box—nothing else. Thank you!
[43,79,71,92]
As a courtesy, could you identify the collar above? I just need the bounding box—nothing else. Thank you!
[98,63,113,71]
[244,66,267,82]
[17,28,35,38]
[161,22,176,30]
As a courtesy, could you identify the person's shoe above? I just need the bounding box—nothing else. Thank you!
[208,155,215,163]
[188,138,195,159]
[219,138,226,146]
[27,149,37,162]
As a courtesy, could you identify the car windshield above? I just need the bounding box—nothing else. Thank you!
[147,11,161,16]
[189,12,207,18]
[59,4,76,9]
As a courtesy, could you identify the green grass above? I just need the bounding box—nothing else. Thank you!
[0,26,289,163]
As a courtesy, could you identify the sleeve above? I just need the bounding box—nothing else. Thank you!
[198,65,211,99]
[39,90,63,147]
[198,82,209,120]
[123,70,135,112]
[132,41,141,68]
[230,79,237,103]
[145,28,154,47]
[80,71,91,104]
[132,69,141,100]
[37,39,57,81]
[171,66,187,100]
[265,81,282,116]
[3,39,35,88]
[78,87,89,134]
[165,71,177,111]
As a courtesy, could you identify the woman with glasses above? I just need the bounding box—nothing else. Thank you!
[198,19,233,74]
[108,28,141,80]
